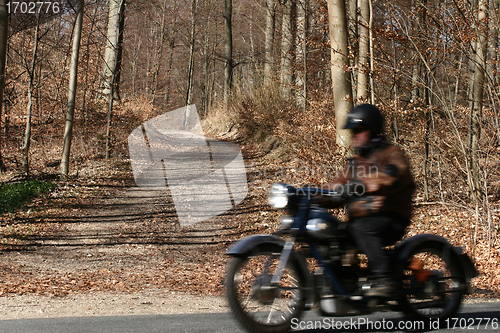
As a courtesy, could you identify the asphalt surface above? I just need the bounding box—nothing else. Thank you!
[1,301,499,333]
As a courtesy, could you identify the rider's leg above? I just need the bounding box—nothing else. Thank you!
[348,214,408,296]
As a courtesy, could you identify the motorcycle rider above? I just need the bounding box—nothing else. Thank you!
[323,103,415,297]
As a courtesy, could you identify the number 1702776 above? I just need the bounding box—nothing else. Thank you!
[6,2,61,14]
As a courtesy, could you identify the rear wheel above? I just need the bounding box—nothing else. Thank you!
[225,246,305,333]
[398,244,466,324]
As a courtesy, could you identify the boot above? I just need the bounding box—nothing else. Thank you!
[364,277,394,298]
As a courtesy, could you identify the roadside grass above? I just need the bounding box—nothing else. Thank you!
[0,180,57,214]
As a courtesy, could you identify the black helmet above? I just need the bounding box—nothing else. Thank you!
[343,103,384,134]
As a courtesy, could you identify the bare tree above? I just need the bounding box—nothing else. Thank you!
[295,0,307,111]
[101,0,125,100]
[21,14,40,176]
[327,0,353,148]
[61,0,84,178]
[81,2,102,122]
[280,0,292,100]
[469,0,488,202]
[150,0,168,105]
[185,0,197,107]
[0,0,8,172]
[368,0,374,103]
[488,0,499,89]
[410,0,425,104]
[224,0,233,106]
[105,64,117,160]
[357,0,370,102]
[264,0,276,86]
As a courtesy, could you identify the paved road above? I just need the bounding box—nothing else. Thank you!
[1,301,499,332]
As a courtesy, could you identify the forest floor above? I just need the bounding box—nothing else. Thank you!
[0,142,498,319]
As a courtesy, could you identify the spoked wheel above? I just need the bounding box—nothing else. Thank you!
[226,246,305,333]
[398,244,466,323]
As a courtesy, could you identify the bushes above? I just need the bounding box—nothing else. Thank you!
[231,86,296,142]
[0,180,57,214]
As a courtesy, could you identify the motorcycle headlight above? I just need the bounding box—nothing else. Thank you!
[268,183,294,209]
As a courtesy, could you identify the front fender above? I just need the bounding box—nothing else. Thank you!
[226,234,285,256]
[395,234,478,293]
[226,234,316,310]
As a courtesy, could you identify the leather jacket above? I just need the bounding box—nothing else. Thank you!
[325,138,415,220]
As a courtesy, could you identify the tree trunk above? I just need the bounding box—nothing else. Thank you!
[368,0,375,104]
[208,19,219,111]
[264,0,276,86]
[163,37,175,105]
[101,0,125,101]
[488,0,500,142]
[493,0,500,87]
[410,0,425,104]
[202,22,210,116]
[411,55,421,103]
[280,0,292,100]
[130,36,140,98]
[61,0,84,178]
[327,0,353,148]
[81,2,100,125]
[295,0,307,111]
[22,15,40,176]
[0,0,8,172]
[105,69,116,160]
[185,0,196,107]
[249,3,257,85]
[469,0,488,202]
[357,0,370,103]
[151,0,167,106]
[184,0,197,127]
[348,0,357,101]
[224,0,233,106]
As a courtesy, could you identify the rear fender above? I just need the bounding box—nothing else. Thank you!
[226,234,316,310]
[395,234,478,293]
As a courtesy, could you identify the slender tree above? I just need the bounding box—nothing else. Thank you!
[357,0,370,102]
[0,0,8,172]
[61,0,84,178]
[295,0,307,111]
[469,0,488,202]
[224,0,233,106]
[264,0,276,86]
[368,0,375,103]
[327,0,353,148]
[105,64,116,160]
[185,0,197,107]
[183,0,197,128]
[21,14,40,176]
[280,0,292,100]
[101,0,125,100]
[150,0,167,105]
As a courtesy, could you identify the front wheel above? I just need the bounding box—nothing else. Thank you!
[398,243,466,324]
[226,245,306,333]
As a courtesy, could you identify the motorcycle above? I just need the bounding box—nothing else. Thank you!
[225,183,478,333]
